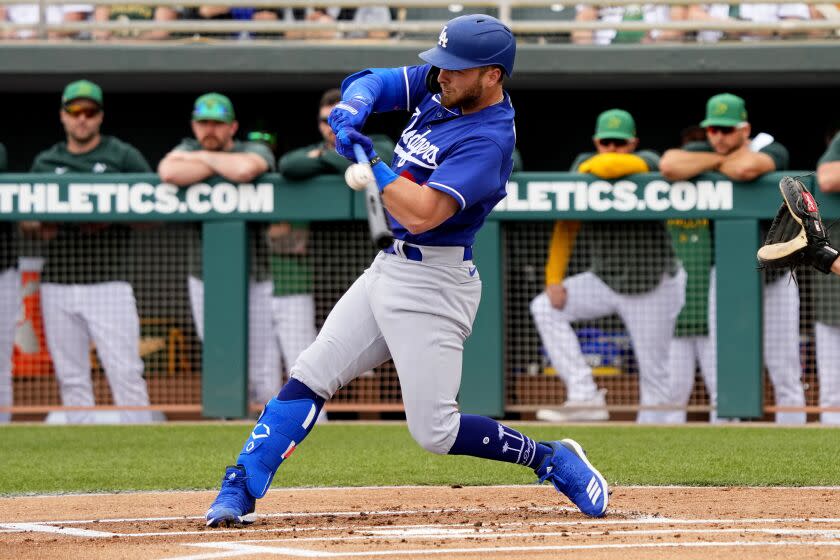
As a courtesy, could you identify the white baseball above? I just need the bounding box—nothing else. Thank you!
[345,163,374,191]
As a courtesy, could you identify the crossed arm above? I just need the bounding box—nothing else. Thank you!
[158,150,269,186]
[660,147,776,182]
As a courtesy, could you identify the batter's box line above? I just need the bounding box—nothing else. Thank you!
[165,540,840,560]
[1,505,584,527]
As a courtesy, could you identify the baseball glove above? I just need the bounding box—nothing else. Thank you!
[757,176,839,274]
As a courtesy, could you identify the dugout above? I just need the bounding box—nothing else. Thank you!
[1,41,839,422]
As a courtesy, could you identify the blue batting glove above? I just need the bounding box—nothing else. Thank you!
[336,129,377,162]
[328,96,372,135]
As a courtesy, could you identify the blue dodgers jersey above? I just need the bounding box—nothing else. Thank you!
[345,64,515,247]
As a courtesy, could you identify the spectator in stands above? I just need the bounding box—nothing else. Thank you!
[530,109,685,423]
[0,140,13,422]
[283,6,392,39]
[572,4,685,44]
[27,79,155,424]
[660,92,805,424]
[92,5,175,40]
[690,3,823,42]
[0,3,92,39]
[158,92,279,404]
[812,130,840,423]
[149,5,282,40]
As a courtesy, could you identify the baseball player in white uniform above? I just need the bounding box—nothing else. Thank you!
[205,14,609,528]
[661,93,806,424]
[29,80,154,424]
[0,231,18,423]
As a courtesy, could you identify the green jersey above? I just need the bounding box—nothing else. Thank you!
[570,150,678,294]
[31,135,151,175]
[667,219,712,336]
[818,131,840,166]
[173,138,276,282]
[813,133,840,326]
[30,135,152,284]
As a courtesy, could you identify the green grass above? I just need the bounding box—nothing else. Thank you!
[1,423,839,495]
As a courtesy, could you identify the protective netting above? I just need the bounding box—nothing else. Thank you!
[504,219,709,421]
[3,220,403,422]
[2,218,834,422]
[772,266,839,424]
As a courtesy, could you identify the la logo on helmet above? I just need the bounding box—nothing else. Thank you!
[438,26,448,48]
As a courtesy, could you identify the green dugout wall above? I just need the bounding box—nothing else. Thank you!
[1,171,831,419]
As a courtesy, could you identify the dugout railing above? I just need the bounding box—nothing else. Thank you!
[0,171,834,420]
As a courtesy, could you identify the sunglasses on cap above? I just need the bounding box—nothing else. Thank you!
[247,131,277,144]
[706,125,737,135]
[64,104,101,118]
[597,138,629,148]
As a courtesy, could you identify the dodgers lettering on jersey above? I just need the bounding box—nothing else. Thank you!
[344,64,516,247]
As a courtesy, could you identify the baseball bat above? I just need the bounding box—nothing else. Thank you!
[353,144,394,250]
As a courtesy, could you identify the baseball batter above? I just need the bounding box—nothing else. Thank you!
[206,15,608,527]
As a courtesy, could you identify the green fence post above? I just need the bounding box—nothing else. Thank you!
[461,221,504,417]
[715,219,763,418]
[202,221,249,418]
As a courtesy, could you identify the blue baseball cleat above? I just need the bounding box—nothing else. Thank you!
[205,465,257,527]
[535,439,609,517]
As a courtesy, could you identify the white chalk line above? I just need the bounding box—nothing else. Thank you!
[169,526,840,545]
[0,523,117,537]
[162,540,840,560]
[5,511,840,538]
[9,484,840,500]
[0,505,580,526]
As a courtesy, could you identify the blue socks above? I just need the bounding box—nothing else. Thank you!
[278,378,326,409]
[448,414,551,470]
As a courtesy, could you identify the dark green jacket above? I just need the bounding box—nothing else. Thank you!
[30,135,152,284]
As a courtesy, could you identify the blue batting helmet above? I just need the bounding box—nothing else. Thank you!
[419,14,516,77]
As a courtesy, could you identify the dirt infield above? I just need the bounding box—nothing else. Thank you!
[1,486,839,559]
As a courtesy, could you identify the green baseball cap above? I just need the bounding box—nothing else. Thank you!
[192,93,235,123]
[593,109,636,140]
[700,93,747,127]
[62,79,103,107]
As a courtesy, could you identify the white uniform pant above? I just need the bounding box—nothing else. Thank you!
[188,276,278,404]
[763,275,806,424]
[530,268,686,423]
[267,294,317,376]
[815,322,840,424]
[0,267,20,423]
[41,282,152,424]
[669,268,717,424]
[670,270,805,424]
[291,250,481,454]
